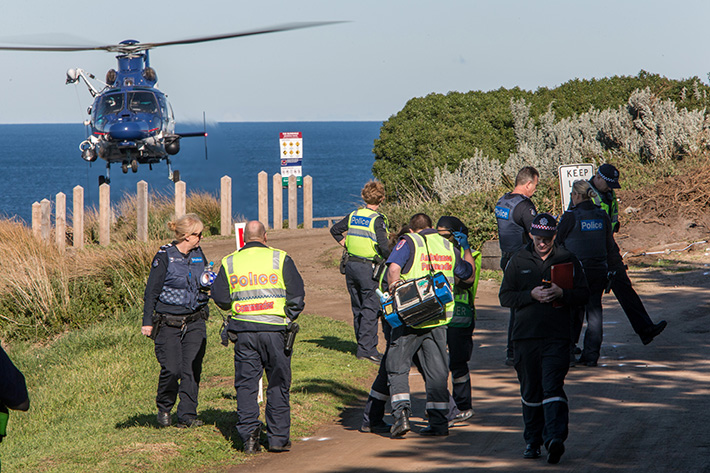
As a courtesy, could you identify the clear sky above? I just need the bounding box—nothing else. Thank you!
[1,0,708,124]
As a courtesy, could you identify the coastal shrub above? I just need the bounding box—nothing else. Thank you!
[374,72,710,196]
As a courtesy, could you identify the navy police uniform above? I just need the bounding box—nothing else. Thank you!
[331,208,391,360]
[588,169,667,344]
[212,241,305,452]
[499,219,589,460]
[143,243,209,425]
[495,192,537,362]
[557,201,614,365]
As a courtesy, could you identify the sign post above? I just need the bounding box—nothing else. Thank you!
[558,163,594,211]
[279,132,303,188]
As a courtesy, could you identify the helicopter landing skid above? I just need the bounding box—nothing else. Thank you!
[166,158,180,183]
[99,163,111,186]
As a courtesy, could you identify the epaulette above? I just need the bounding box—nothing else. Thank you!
[158,242,174,253]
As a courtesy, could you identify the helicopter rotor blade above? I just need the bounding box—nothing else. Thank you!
[0,21,346,54]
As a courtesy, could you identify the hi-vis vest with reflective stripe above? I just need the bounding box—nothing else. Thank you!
[450,249,482,328]
[590,183,619,232]
[345,208,385,259]
[222,246,288,326]
[400,232,456,329]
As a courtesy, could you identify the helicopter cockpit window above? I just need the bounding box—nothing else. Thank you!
[97,94,125,116]
[128,92,159,114]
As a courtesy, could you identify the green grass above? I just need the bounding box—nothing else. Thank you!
[2,309,375,472]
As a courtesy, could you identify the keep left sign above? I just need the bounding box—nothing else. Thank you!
[558,164,594,212]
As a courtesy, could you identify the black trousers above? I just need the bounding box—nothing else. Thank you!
[514,338,570,448]
[447,322,475,411]
[362,321,392,428]
[234,331,291,449]
[610,266,654,336]
[345,260,380,358]
[154,319,206,423]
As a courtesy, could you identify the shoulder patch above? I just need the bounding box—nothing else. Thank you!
[152,257,160,268]
[395,239,406,251]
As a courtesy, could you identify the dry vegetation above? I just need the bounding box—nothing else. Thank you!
[0,190,225,340]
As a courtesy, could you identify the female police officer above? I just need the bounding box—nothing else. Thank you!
[142,213,211,428]
[557,181,614,367]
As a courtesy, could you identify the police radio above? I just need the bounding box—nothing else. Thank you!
[381,272,453,328]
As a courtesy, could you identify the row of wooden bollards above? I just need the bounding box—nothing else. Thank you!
[31,173,344,251]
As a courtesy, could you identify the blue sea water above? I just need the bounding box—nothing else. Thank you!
[0,122,381,226]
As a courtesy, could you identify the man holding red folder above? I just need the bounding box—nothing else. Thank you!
[499,213,589,464]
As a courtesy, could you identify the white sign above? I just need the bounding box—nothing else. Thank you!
[558,164,594,212]
[280,131,303,187]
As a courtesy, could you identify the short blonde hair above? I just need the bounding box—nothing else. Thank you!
[167,213,204,242]
[572,180,597,201]
[361,180,385,205]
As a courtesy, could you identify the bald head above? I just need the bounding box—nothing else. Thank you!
[243,220,267,243]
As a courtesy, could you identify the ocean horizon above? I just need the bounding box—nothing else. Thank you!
[0,121,382,227]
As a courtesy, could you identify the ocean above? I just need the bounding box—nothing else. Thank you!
[0,122,382,227]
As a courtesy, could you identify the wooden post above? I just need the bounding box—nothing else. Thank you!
[175,181,186,218]
[221,175,232,235]
[137,181,148,242]
[258,171,269,229]
[288,175,297,230]
[303,175,313,229]
[55,192,66,253]
[32,202,41,238]
[273,173,282,230]
[73,186,84,249]
[40,199,51,243]
[99,183,110,246]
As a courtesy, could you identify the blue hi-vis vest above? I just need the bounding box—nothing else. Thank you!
[495,193,530,253]
[158,244,209,311]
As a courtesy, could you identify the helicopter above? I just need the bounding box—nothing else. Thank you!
[0,23,341,185]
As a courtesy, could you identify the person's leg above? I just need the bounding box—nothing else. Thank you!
[447,325,474,411]
[176,319,206,424]
[261,331,292,450]
[515,339,545,448]
[540,339,571,463]
[419,327,451,433]
[234,332,263,445]
[580,285,604,365]
[154,325,182,416]
[387,328,421,435]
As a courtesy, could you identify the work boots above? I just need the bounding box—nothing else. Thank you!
[390,409,411,438]
[243,425,262,454]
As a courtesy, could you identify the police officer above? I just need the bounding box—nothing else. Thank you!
[0,343,30,456]
[499,213,589,464]
[495,166,539,366]
[142,213,210,428]
[436,216,481,424]
[212,221,305,454]
[589,164,667,344]
[557,180,615,366]
[331,181,390,363]
[386,213,474,437]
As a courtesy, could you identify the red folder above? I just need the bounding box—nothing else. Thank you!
[551,262,573,308]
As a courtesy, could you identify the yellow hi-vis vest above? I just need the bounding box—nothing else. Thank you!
[400,232,456,329]
[450,248,482,328]
[221,246,288,326]
[345,208,387,259]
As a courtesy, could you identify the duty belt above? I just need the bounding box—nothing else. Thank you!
[348,255,375,264]
[159,307,207,327]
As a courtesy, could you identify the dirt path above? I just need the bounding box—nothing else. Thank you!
[202,228,710,472]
